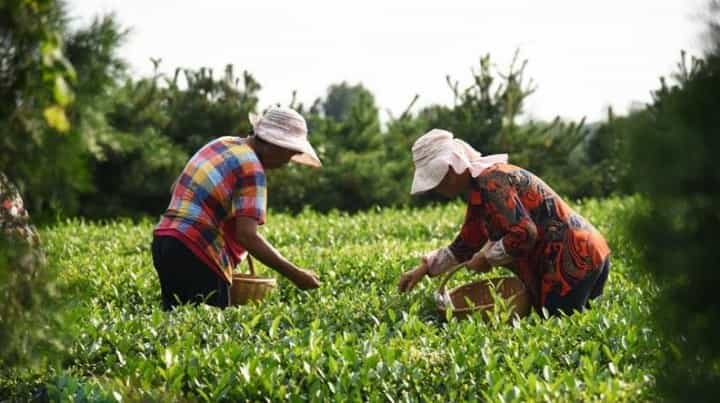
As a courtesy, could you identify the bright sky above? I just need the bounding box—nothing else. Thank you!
[68,0,707,123]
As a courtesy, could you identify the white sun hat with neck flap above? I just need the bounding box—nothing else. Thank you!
[410,129,508,195]
[249,107,322,168]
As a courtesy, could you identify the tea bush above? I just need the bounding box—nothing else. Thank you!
[1,197,658,401]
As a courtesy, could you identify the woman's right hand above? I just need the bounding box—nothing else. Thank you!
[291,268,321,290]
[397,262,429,293]
[466,251,491,273]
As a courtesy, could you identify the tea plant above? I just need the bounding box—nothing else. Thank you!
[1,197,658,401]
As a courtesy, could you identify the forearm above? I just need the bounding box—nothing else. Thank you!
[424,247,459,277]
[448,236,480,265]
[240,233,298,279]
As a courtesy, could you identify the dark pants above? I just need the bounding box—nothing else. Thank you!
[151,235,230,310]
[544,257,611,317]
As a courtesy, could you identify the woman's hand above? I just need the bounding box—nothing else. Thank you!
[291,268,321,290]
[466,251,491,273]
[397,262,429,293]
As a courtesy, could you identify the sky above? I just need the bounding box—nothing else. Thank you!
[67,0,708,123]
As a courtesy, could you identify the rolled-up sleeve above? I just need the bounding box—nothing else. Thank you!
[231,162,267,225]
[423,247,459,277]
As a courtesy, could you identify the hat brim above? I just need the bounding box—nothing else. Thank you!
[410,164,447,195]
[250,111,321,168]
[291,152,322,168]
[257,133,322,168]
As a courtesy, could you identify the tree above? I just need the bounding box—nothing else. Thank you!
[79,63,261,218]
[268,82,387,212]
[0,0,83,387]
[0,0,77,134]
[627,46,720,400]
[420,54,508,153]
[420,52,590,198]
[708,1,720,52]
[163,65,261,154]
[0,3,127,219]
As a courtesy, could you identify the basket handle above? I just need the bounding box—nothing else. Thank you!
[436,260,470,295]
[434,261,470,311]
[246,254,255,276]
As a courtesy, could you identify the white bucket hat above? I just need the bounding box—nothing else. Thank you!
[410,129,508,195]
[249,107,322,168]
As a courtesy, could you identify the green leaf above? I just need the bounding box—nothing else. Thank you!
[43,104,70,132]
[53,76,74,107]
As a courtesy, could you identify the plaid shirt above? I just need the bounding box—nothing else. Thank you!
[154,137,266,283]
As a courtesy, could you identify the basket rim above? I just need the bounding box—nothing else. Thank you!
[232,274,277,286]
[449,277,526,293]
[438,302,495,314]
[438,277,527,313]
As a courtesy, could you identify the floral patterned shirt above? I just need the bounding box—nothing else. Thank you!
[448,163,610,307]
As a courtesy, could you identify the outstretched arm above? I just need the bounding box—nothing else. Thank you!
[398,202,489,293]
[236,216,320,289]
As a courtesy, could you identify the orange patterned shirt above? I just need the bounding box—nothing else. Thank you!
[449,163,610,307]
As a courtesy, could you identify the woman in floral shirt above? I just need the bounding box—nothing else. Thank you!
[398,130,610,316]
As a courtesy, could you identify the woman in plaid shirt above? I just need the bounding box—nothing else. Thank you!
[152,107,321,309]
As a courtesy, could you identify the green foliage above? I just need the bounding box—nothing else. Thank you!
[3,4,612,219]
[74,63,261,218]
[79,72,184,218]
[60,50,600,217]
[322,82,377,127]
[0,0,77,133]
[1,198,660,401]
[162,64,260,154]
[269,82,402,212]
[582,109,634,197]
[422,53,522,152]
[503,118,590,198]
[0,236,43,366]
[626,48,720,399]
[0,176,67,395]
[268,53,597,214]
[0,3,126,220]
[0,237,70,397]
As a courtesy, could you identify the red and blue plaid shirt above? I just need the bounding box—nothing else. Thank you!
[154,136,266,283]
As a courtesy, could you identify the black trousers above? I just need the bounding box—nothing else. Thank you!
[544,257,611,317]
[151,235,230,310]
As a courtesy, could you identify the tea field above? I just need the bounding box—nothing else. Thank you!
[5,197,659,401]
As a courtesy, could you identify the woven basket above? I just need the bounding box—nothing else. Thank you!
[435,264,531,320]
[230,255,276,306]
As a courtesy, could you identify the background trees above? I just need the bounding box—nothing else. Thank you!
[626,49,720,400]
[1,0,624,219]
[3,0,720,400]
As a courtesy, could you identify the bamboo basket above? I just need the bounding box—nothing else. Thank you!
[435,264,531,320]
[230,255,276,306]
